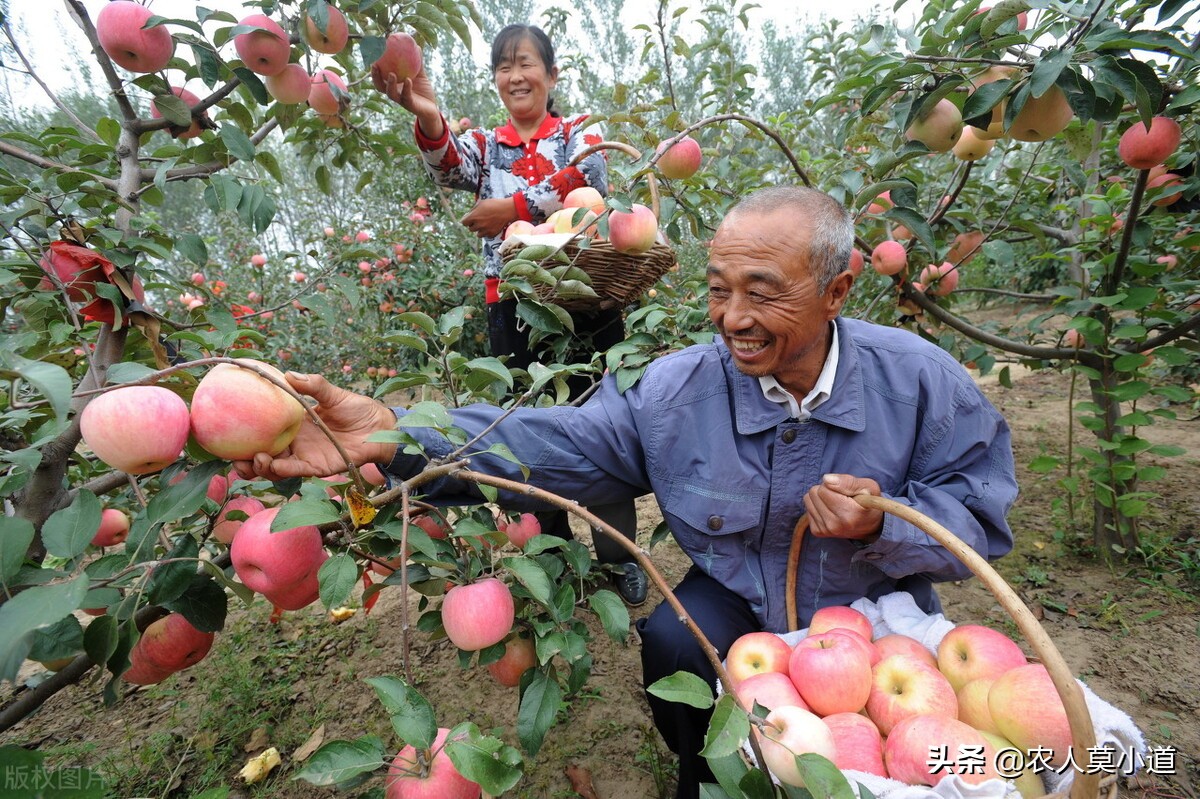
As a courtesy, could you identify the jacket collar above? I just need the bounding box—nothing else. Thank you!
[722,317,867,435]
[495,114,561,146]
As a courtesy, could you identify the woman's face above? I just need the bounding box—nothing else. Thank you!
[493,36,557,125]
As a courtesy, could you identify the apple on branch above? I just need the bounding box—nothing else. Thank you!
[656,135,702,179]
[190,359,305,461]
[231,507,328,610]
[91,508,130,547]
[385,727,481,799]
[608,204,658,254]
[304,6,349,55]
[96,0,174,73]
[441,577,514,651]
[80,386,191,475]
[233,15,292,77]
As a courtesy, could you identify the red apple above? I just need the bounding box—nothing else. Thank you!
[503,220,536,240]
[81,386,190,475]
[212,496,266,545]
[304,6,349,54]
[952,126,995,161]
[531,222,555,234]
[123,613,214,684]
[865,654,958,735]
[725,631,792,689]
[385,727,480,799]
[957,677,1001,735]
[905,98,964,153]
[150,86,203,139]
[231,507,328,610]
[308,69,348,116]
[823,712,888,777]
[867,191,893,215]
[441,578,514,651]
[1118,116,1181,170]
[233,15,291,77]
[847,248,864,277]
[918,262,960,297]
[190,359,306,460]
[1009,85,1074,142]
[375,32,424,83]
[498,512,540,549]
[789,630,873,715]
[563,186,605,215]
[91,508,130,547]
[608,204,658,254]
[759,705,838,788]
[487,636,537,687]
[1148,172,1184,207]
[734,671,809,715]
[656,136,702,179]
[873,634,936,670]
[948,231,986,265]
[871,240,907,276]
[885,713,1000,786]
[808,605,874,642]
[937,624,1027,693]
[266,64,313,104]
[39,240,111,303]
[96,1,174,73]
[988,663,1073,767]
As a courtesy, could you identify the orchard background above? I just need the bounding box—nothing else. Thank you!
[0,0,1197,797]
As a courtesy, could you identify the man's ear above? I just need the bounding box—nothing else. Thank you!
[825,270,854,318]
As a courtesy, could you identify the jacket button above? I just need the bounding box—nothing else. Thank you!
[707,516,723,531]
[781,429,797,443]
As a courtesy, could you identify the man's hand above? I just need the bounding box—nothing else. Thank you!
[804,474,884,542]
[461,197,518,238]
[232,373,399,482]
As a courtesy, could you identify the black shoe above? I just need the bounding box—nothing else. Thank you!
[611,561,648,606]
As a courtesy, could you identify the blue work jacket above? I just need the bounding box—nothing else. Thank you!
[384,317,1017,633]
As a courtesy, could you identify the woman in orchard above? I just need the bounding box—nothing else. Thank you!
[371,24,647,605]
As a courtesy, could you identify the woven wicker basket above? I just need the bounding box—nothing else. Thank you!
[500,141,677,310]
[786,496,1117,799]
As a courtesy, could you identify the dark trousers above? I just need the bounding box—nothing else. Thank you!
[487,299,638,562]
[636,568,761,799]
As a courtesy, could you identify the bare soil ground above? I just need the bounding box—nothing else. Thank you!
[3,367,1198,799]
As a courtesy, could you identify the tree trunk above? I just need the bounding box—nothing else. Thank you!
[1087,365,1140,561]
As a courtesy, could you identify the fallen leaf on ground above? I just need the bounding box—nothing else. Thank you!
[294,724,326,761]
[243,727,270,752]
[565,763,600,799]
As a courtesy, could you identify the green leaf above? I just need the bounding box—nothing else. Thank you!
[500,557,553,607]
[1028,455,1061,473]
[176,233,208,265]
[461,357,514,389]
[366,676,437,749]
[0,516,34,582]
[795,753,857,799]
[444,723,524,796]
[0,352,72,433]
[28,614,84,662]
[648,670,715,709]
[699,693,750,758]
[162,573,227,633]
[41,489,102,559]
[294,737,387,786]
[0,575,90,682]
[219,123,256,162]
[318,553,358,609]
[145,460,225,526]
[231,67,268,104]
[587,589,630,642]
[146,534,199,605]
[705,750,752,798]
[83,614,119,666]
[1029,49,1071,99]
[153,92,193,127]
[884,207,935,257]
[360,35,386,68]
[516,668,561,755]
[271,494,342,529]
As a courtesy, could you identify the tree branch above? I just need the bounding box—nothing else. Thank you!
[0,140,119,192]
[134,117,280,193]
[63,0,138,123]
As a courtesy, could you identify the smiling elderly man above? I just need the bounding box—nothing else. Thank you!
[236,185,1017,799]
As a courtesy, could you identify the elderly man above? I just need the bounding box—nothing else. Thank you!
[237,186,1017,799]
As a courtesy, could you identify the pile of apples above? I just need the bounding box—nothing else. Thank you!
[725,605,1071,796]
[503,187,660,256]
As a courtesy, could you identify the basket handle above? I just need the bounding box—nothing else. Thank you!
[787,496,1099,799]
[567,140,662,219]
